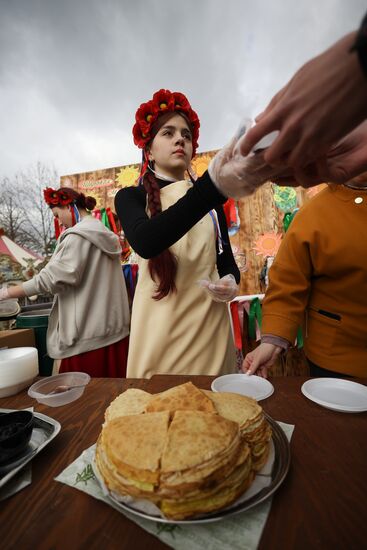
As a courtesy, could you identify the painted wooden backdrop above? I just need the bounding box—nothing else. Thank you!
[61,152,327,375]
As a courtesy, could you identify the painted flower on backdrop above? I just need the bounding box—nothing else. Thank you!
[273,185,297,212]
[253,232,282,258]
[115,166,140,188]
[191,154,212,177]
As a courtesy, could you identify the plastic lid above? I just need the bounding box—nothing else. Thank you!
[0,300,21,318]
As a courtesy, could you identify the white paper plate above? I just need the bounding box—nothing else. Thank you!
[301,378,367,413]
[211,373,274,401]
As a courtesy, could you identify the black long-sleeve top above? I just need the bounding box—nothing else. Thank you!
[115,170,240,284]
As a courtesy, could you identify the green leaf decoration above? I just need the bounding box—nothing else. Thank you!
[75,464,96,485]
[156,523,182,538]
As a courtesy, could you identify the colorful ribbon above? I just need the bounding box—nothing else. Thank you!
[209,210,224,254]
[122,264,139,300]
[296,326,304,348]
[100,208,111,230]
[283,210,298,232]
[106,207,118,234]
[248,297,262,340]
[230,301,243,351]
[223,198,237,228]
[54,217,61,240]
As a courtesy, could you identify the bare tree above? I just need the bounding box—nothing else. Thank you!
[0,162,58,255]
[0,177,28,245]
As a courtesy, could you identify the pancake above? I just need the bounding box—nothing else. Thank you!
[104,388,152,423]
[146,382,216,416]
[203,390,262,426]
[161,410,239,471]
[103,411,170,484]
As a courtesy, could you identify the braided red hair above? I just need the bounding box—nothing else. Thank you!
[143,171,178,300]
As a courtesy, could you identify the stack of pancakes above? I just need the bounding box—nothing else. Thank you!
[96,382,271,520]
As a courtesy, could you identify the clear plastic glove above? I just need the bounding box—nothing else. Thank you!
[208,123,292,199]
[0,287,10,301]
[242,342,282,378]
[197,274,238,302]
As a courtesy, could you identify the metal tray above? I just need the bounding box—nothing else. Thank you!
[101,415,290,525]
[0,409,61,488]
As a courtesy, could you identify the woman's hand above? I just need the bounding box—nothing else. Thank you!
[0,285,25,301]
[242,342,283,378]
[198,274,238,302]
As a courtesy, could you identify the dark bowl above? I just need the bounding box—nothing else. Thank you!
[0,411,34,464]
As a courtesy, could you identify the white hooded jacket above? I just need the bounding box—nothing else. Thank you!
[22,216,130,359]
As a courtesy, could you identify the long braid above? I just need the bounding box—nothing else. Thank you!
[143,171,178,300]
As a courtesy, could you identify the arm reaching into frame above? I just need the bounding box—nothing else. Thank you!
[238,29,367,169]
[272,121,367,187]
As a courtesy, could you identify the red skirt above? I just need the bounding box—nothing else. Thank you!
[59,336,129,377]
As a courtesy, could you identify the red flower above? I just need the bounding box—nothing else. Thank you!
[172,92,191,113]
[152,89,174,112]
[58,192,72,206]
[133,121,148,148]
[43,187,73,206]
[135,100,159,125]
[44,188,60,206]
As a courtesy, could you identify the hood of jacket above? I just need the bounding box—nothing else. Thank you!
[59,216,121,259]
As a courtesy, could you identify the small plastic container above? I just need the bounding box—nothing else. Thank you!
[28,372,90,407]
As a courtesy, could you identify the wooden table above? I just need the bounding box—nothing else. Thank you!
[0,375,366,550]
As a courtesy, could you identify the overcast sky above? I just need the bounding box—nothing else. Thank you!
[0,0,365,180]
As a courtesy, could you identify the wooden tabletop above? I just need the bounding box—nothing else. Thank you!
[0,375,366,550]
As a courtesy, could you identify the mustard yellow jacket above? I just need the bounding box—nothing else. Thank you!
[262,185,367,376]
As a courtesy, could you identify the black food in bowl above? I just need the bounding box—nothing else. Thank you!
[0,411,34,464]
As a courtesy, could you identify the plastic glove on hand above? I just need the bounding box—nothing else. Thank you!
[198,274,238,302]
[0,287,10,301]
[209,140,292,199]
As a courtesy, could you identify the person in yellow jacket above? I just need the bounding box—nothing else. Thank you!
[243,175,367,378]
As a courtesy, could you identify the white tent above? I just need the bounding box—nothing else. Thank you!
[0,229,43,268]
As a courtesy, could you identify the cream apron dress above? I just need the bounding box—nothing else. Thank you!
[127,179,236,378]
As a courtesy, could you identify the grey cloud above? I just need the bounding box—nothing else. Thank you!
[0,0,365,177]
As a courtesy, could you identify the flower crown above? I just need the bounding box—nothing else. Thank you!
[132,89,200,156]
[43,188,74,207]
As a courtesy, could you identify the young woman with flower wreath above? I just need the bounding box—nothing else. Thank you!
[115,89,240,378]
[0,188,130,377]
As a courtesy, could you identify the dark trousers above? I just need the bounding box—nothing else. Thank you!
[307,358,352,378]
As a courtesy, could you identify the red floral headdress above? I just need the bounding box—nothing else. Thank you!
[43,188,74,207]
[132,89,200,156]
[44,188,77,239]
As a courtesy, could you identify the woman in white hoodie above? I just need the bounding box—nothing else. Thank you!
[0,188,130,377]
